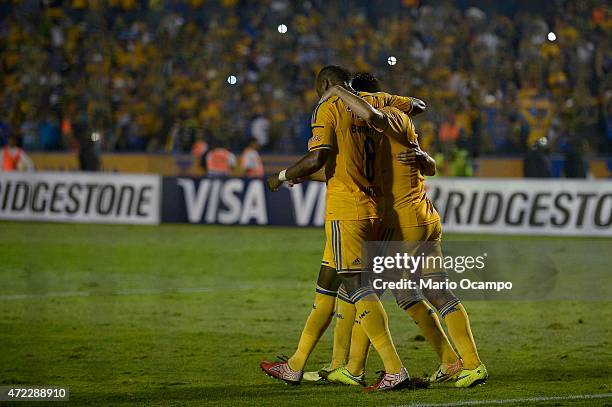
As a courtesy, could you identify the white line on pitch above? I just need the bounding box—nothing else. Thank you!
[396,393,612,407]
[0,283,309,301]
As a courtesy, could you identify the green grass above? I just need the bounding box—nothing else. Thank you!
[0,222,610,406]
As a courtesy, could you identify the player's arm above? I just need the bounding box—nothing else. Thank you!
[386,94,426,116]
[287,167,327,187]
[396,142,437,176]
[267,102,334,191]
[267,149,329,191]
[323,85,388,131]
[380,106,436,176]
[302,167,327,182]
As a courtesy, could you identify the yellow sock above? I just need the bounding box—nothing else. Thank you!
[441,300,481,369]
[287,290,336,371]
[345,321,370,376]
[405,301,458,364]
[330,297,356,369]
[354,293,403,374]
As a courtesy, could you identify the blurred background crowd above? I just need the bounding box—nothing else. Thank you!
[1,0,611,173]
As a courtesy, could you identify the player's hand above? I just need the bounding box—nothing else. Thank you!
[266,174,283,192]
[396,142,427,166]
[319,85,339,104]
[287,177,306,187]
[396,149,417,165]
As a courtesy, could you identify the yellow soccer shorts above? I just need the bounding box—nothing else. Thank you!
[379,219,445,276]
[321,219,380,273]
[382,219,442,243]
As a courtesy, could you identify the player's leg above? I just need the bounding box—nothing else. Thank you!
[441,303,487,387]
[330,284,355,369]
[326,280,376,386]
[345,316,370,376]
[326,221,392,379]
[260,225,341,385]
[399,299,457,362]
[393,224,462,382]
[324,319,369,386]
[286,264,340,371]
[303,283,354,383]
[327,223,388,385]
[260,264,339,384]
[341,272,418,391]
[401,299,463,382]
[424,281,487,386]
[329,218,414,391]
[316,281,369,386]
[334,273,391,382]
[420,221,487,387]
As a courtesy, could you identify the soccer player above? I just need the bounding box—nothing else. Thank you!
[302,73,461,386]
[321,75,488,388]
[260,65,427,391]
[296,73,461,387]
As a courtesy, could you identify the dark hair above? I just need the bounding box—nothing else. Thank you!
[316,65,351,87]
[351,72,381,93]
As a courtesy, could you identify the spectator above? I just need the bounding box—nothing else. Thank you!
[0,120,14,148]
[205,143,236,177]
[191,132,209,161]
[20,115,38,150]
[523,138,552,178]
[1,135,34,172]
[563,139,588,178]
[39,115,61,150]
[239,138,264,178]
[249,110,270,149]
[439,114,461,156]
[78,135,100,172]
[0,1,609,158]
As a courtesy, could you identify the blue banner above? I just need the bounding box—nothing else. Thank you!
[161,176,612,236]
[162,177,326,226]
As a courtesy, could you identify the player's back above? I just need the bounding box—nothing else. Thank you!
[308,91,406,220]
[378,106,439,227]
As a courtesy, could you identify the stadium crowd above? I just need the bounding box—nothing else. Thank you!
[1,0,611,165]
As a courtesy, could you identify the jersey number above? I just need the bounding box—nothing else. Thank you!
[364,136,376,182]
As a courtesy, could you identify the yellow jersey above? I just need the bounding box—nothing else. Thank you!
[308,91,413,220]
[378,106,440,227]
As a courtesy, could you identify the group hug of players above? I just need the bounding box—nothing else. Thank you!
[260,65,488,392]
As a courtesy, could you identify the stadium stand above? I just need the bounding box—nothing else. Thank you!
[0,0,610,175]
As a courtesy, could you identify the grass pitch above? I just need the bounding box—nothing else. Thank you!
[0,222,610,406]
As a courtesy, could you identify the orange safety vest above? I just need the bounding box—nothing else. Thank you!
[2,147,21,171]
[439,122,460,142]
[206,148,232,175]
[240,147,264,178]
